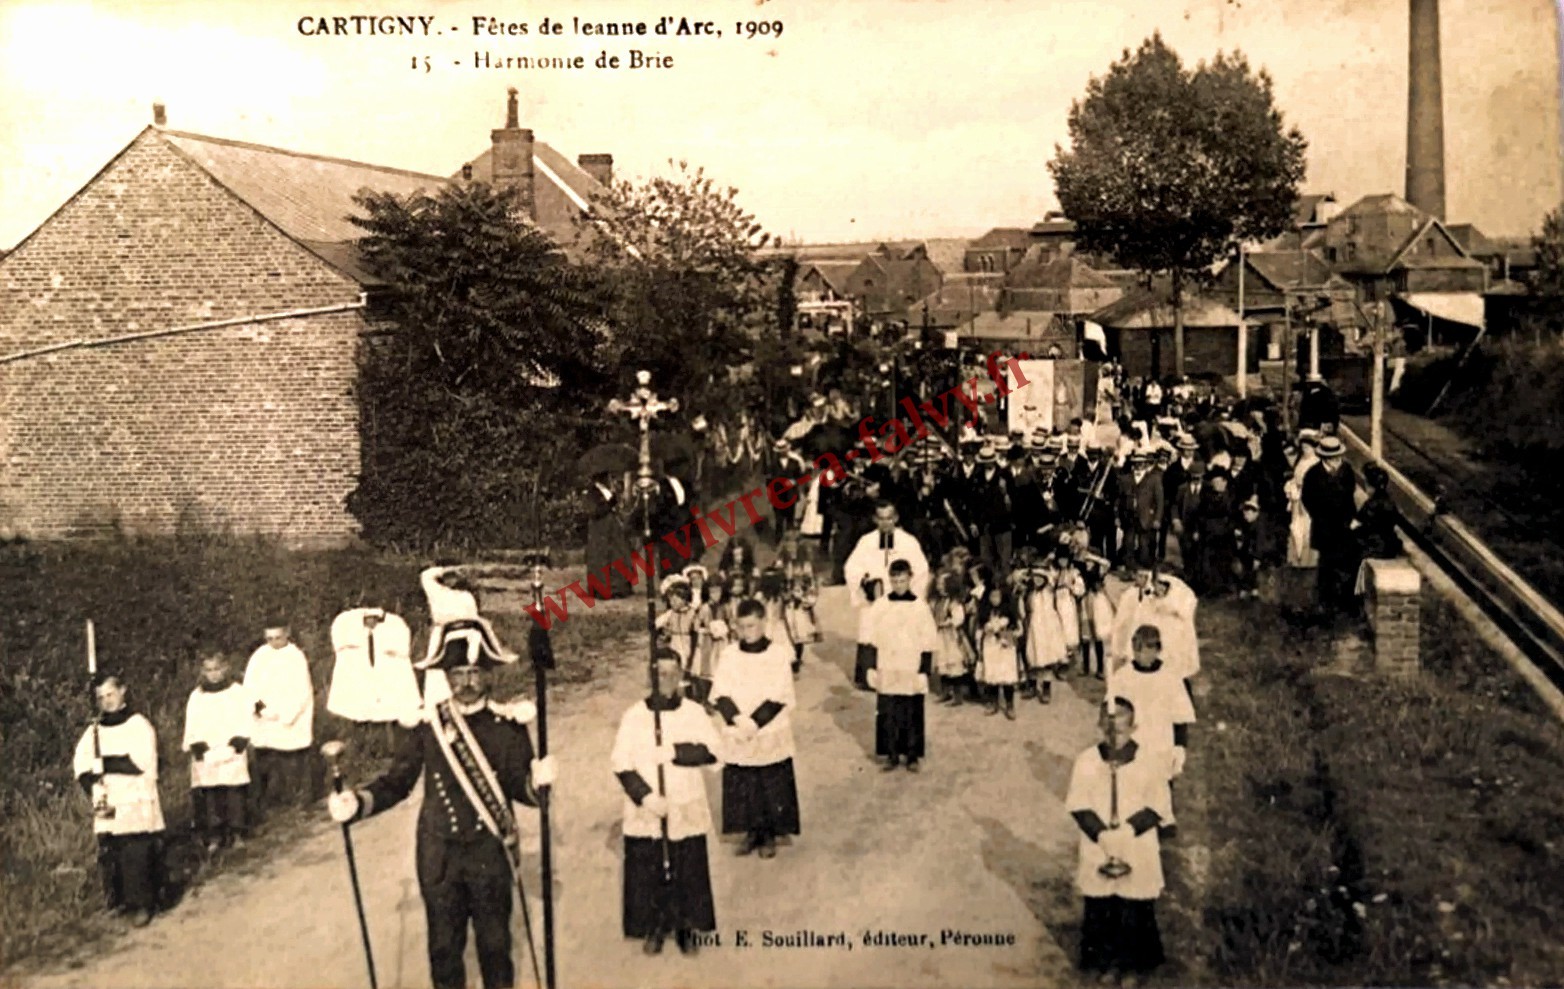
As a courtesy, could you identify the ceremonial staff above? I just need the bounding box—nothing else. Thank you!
[608,370,679,883]
[85,620,113,822]
[523,550,558,989]
[320,741,378,989]
[1100,601,1131,881]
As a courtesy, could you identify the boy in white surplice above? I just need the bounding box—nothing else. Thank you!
[863,559,940,772]
[611,650,723,956]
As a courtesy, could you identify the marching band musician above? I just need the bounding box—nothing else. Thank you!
[327,626,557,989]
[845,500,930,691]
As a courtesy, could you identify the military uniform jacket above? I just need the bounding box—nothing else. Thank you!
[362,702,538,887]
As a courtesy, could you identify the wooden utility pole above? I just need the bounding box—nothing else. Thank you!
[1236,244,1247,397]
[1370,301,1386,459]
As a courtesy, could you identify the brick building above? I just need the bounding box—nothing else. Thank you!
[0,94,607,542]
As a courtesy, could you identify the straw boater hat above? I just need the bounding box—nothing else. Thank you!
[976,444,999,464]
[774,437,790,451]
[1317,436,1345,459]
[682,564,709,583]
[959,424,983,448]
[1028,429,1051,451]
[1298,428,1321,448]
[1176,434,1199,452]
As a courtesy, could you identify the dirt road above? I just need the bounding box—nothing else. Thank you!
[26,584,1103,989]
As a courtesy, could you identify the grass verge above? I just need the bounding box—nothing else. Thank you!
[1180,575,1564,987]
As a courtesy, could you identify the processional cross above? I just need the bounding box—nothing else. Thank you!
[606,369,680,882]
[608,370,680,499]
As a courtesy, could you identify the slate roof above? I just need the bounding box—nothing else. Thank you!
[459,143,609,246]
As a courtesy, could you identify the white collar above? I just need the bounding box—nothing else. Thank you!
[595,482,614,499]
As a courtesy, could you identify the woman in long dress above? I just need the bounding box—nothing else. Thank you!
[1285,431,1321,568]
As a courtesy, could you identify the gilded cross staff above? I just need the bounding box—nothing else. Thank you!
[607,369,679,883]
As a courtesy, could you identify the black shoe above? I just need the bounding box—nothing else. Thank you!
[131,910,154,928]
[643,933,666,955]
[906,759,921,773]
[737,833,762,856]
[758,839,777,860]
[1004,704,1017,721]
[677,930,700,956]
[882,757,900,772]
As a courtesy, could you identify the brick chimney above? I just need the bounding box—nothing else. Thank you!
[578,153,613,186]
[490,88,535,218]
[1406,0,1446,220]
[152,103,167,127]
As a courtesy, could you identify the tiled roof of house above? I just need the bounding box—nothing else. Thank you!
[964,309,1075,341]
[1005,254,1118,290]
[1090,287,1254,329]
[160,130,447,246]
[459,143,609,245]
[1243,250,1344,290]
[969,227,1033,250]
[1445,223,1502,258]
[798,260,861,294]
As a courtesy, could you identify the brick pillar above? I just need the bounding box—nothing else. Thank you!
[1363,558,1421,676]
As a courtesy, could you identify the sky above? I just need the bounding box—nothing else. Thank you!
[0,0,1559,250]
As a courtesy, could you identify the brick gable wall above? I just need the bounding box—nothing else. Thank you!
[0,130,366,542]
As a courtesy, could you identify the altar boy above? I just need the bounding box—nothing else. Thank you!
[863,559,940,772]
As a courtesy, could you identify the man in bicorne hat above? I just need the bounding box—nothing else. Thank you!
[328,625,557,989]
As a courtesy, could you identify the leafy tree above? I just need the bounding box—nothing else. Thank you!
[1049,33,1307,376]
[1530,205,1564,298]
[583,160,781,417]
[345,182,607,549]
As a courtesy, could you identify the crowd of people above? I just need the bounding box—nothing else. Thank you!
[70,360,1409,988]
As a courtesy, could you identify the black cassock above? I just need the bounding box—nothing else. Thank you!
[358,705,538,989]
[585,483,631,599]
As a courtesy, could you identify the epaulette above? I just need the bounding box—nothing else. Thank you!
[490,699,537,725]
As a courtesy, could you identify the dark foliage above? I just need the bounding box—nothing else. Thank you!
[345,182,610,550]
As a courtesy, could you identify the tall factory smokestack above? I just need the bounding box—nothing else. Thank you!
[1406,0,1446,220]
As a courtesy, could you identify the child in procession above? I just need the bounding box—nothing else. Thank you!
[183,653,252,851]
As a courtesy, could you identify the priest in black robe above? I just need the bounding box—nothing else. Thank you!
[584,472,631,599]
[611,650,722,955]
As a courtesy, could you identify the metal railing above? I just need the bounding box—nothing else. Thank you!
[1340,424,1564,684]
